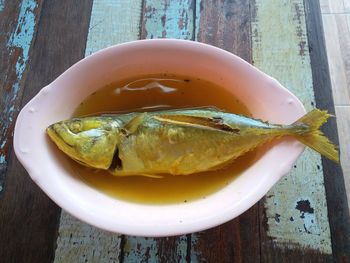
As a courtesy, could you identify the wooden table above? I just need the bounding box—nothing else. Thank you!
[1,0,349,262]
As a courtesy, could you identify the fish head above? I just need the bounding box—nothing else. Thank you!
[46,117,122,169]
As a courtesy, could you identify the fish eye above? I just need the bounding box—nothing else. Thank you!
[69,120,83,133]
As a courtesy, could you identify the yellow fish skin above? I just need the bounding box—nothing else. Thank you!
[46,108,339,177]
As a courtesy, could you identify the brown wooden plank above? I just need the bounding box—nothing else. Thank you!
[0,0,93,262]
[304,0,350,261]
[190,1,260,262]
[196,0,251,62]
[192,207,260,263]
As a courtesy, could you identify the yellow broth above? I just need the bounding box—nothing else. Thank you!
[71,75,256,204]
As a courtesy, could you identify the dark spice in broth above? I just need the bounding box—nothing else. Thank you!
[70,74,257,204]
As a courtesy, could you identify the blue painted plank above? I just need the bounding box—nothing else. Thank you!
[0,0,4,12]
[54,1,142,262]
[141,0,195,39]
[121,1,196,262]
[252,0,332,254]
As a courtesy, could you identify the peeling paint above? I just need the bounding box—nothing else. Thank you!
[0,155,5,164]
[117,1,195,261]
[143,0,194,39]
[53,212,121,263]
[0,140,6,149]
[7,0,37,84]
[1,0,39,193]
[0,0,4,11]
[84,0,142,56]
[194,0,201,41]
[123,237,158,262]
[295,199,318,234]
[252,0,332,254]
[190,234,200,262]
[55,1,144,262]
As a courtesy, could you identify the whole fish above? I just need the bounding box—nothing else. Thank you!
[46,108,338,177]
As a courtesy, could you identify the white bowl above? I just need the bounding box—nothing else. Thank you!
[14,39,305,236]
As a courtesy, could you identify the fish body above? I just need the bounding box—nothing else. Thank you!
[47,108,338,176]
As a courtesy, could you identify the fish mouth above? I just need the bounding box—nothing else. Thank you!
[47,125,78,159]
[47,126,96,168]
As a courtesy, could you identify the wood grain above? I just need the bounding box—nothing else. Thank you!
[1,0,348,262]
[54,212,121,263]
[53,1,142,262]
[191,207,260,263]
[195,0,251,62]
[141,0,195,39]
[334,106,350,211]
[252,0,333,259]
[118,1,196,262]
[321,14,350,105]
[0,0,43,194]
[321,12,350,218]
[305,0,350,261]
[190,1,260,262]
[319,0,350,14]
[0,0,93,262]
[85,0,143,56]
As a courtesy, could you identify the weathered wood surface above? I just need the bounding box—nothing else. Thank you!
[54,1,141,262]
[252,0,332,260]
[320,1,350,215]
[141,0,195,40]
[0,0,42,194]
[0,0,93,262]
[0,0,349,262]
[320,0,350,13]
[124,1,196,262]
[305,0,350,261]
[190,1,260,262]
[54,212,122,263]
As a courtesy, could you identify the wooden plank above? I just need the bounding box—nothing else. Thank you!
[54,1,143,262]
[319,0,350,14]
[251,0,333,260]
[85,0,143,56]
[116,1,196,262]
[195,0,251,62]
[190,1,260,262]
[54,212,121,263]
[122,236,189,262]
[141,0,194,39]
[0,0,93,262]
[191,207,260,262]
[334,106,350,210]
[321,14,350,105]
[304,0,350,260]
[0,0,42,194]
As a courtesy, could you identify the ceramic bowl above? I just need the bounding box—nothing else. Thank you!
[14,39,305,236]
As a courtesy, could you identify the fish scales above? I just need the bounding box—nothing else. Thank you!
[46,108,338,177]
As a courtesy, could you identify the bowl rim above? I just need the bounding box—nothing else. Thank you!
[13,39,306,236]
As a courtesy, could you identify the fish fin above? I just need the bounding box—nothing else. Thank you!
[124,113,147,134]
[153,115,240,133]
[293,109,339,163]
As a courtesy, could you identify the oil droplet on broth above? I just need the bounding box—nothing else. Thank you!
[72,74,257,204]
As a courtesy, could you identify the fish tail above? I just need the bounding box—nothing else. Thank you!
[291,109,339,162]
